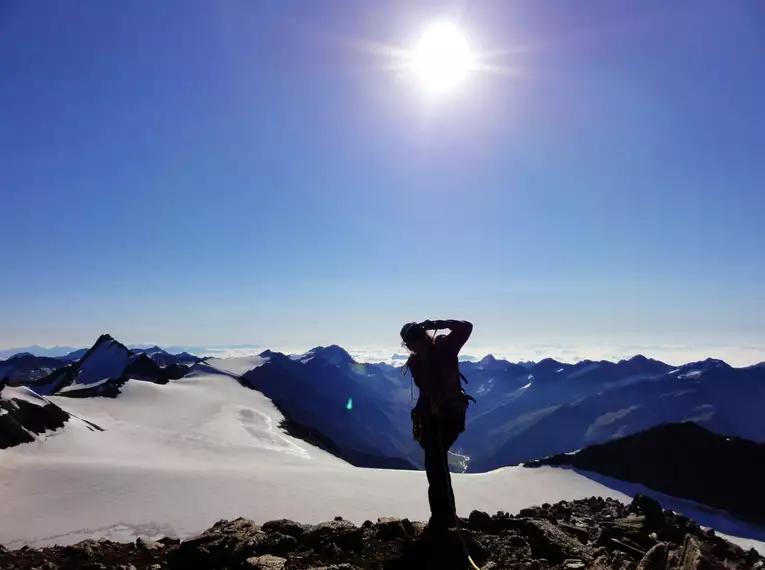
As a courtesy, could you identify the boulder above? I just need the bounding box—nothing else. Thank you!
[243,554,287,570]
[676,535,716,570]
[239,532,298,558]
[135,537,164,551]
[467,510,494,533]
[262,519,311,539]
[374,517,411,541]
[516,519,592,565]
[171,517,262,569]
[628,494,665,531]
[301,520,363,552]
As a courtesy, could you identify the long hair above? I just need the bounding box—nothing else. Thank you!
[401,329,437,377]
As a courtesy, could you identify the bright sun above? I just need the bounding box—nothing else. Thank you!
[411,21,475,94]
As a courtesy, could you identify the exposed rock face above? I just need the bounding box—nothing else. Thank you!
[0,384,104,449]
[240,349,421,471]
[1,496,762,570]
[527,422,765,527]
[0,385,72,449]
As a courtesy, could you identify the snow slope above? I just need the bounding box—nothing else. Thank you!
[5,362,758,553]
[206,355,269,377]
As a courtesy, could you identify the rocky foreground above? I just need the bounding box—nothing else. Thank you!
[2,496,763,570]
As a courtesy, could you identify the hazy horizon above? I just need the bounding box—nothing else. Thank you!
[3,2,764,362]
[2,335,765,368]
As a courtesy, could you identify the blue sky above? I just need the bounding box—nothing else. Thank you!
[2,1,764,362]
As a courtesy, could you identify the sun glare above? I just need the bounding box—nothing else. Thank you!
[411,21,475,94]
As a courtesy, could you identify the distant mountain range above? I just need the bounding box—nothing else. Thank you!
[0,345,80,360]
[456,354,765,471]
[0,335,200,397]
[0,343,261,360]
[0,353,69,383]
[2,334,764,474]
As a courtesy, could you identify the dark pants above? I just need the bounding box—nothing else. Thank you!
[420,411,463,527]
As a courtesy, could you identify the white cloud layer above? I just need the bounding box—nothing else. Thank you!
[185,342,765,368]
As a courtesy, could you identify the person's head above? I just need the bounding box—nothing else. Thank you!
[400,322,433,355]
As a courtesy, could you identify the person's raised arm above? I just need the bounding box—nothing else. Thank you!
[421,319,473,353]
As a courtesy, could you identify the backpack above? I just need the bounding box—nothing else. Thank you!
[404,340,476,442]
[406,336,470,394]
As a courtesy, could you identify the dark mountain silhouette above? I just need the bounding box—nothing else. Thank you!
[459,355,765,471]
[0,345,78,359]
[61,348,88,361]
[0,353,68,383]
[174,351,201,365]
[303,345,355,367]
[529,357,571,377]
[527,422,765,527]
[237,348,421,470]
[132,346,201,367]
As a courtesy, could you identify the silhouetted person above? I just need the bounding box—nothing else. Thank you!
[400,319,474,532]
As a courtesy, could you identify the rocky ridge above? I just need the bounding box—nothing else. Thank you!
[1,495,762,570]
[526,422,765,527]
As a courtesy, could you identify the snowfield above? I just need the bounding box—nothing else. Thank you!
[1,385,52,407]
[1,360,763,555]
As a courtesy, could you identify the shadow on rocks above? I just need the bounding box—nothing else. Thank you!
[383,528,489,570]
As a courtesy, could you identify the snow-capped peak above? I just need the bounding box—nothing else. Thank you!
[699,358,731,369]
[476,354,513,371]
[684,358,731,369]
[133,345,171,357]
[306,345,354,367]
[677,358,732,375]
[73,334,132,386]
